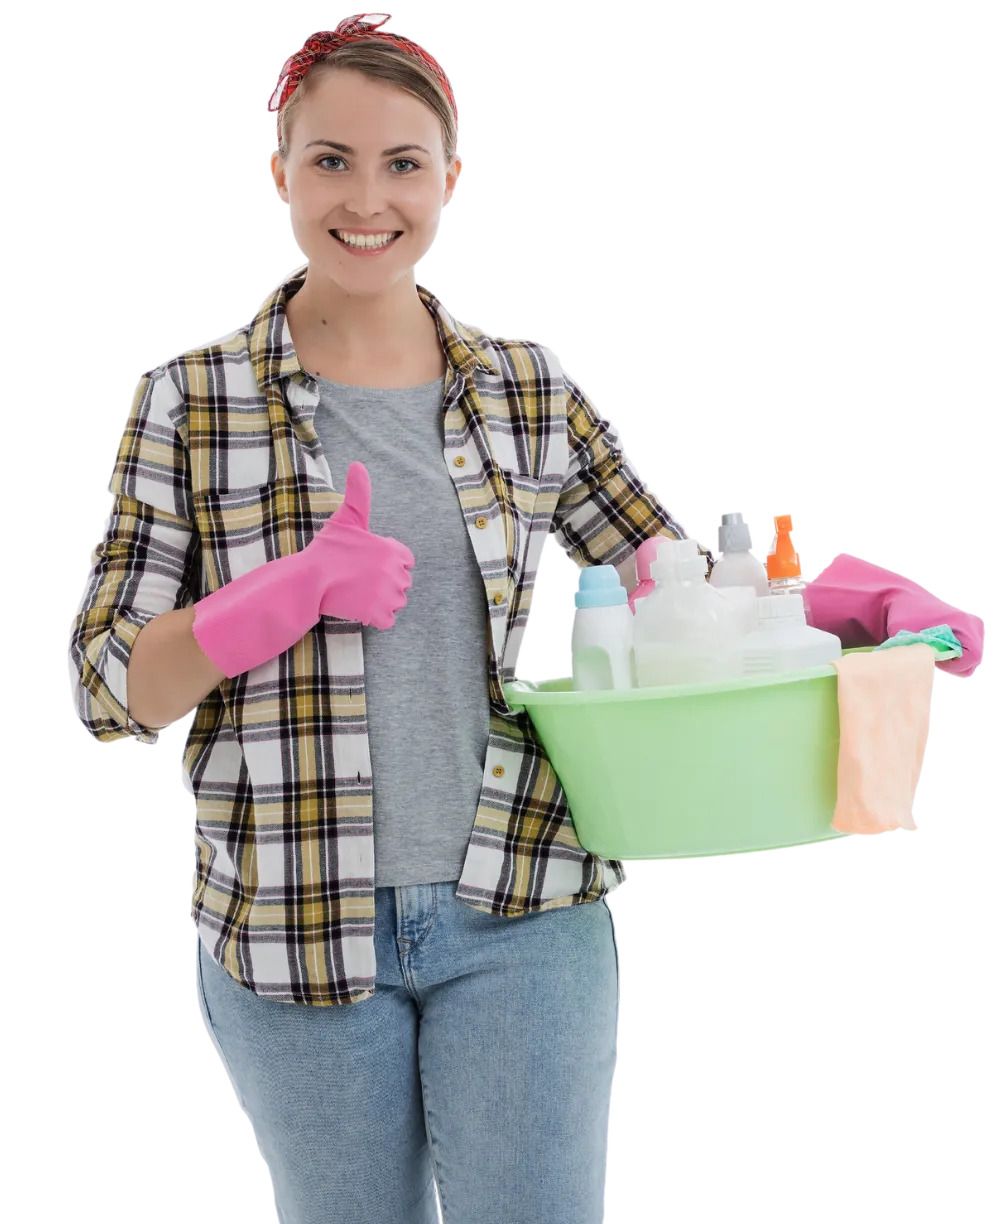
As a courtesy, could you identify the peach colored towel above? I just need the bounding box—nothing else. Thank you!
[831,644,938,834]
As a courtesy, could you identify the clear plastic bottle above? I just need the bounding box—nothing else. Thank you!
[766,513,812,622]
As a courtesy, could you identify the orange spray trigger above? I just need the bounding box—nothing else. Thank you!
[766,514,802,580]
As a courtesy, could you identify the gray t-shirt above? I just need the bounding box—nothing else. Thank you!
[312,373,492,885]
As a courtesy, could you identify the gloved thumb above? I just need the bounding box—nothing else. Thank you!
[334,461,372,532]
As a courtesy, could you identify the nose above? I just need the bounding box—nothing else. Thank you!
[344,171,392,220]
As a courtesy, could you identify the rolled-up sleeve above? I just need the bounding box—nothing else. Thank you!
[549,365,715,585]
[68,368,200,743]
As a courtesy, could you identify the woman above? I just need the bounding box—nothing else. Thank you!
[68,14,712,1224]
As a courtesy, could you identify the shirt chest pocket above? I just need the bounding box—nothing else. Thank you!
[192,481,338,590]
[193,483,281,590]
[495,468,543,576]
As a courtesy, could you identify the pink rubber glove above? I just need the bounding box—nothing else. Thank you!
[192,461,414,678]
[803,553,984,678]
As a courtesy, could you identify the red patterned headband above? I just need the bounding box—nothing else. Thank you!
[268,13,457,143]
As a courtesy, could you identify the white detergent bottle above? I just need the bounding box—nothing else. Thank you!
[571,566,633,690]
[708,512,770,635]
[709,512,770,594]
[632,538,744,687]
[740,592,842,677]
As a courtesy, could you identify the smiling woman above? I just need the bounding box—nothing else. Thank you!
[69,13,643,1223]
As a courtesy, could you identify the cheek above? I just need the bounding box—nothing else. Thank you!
[405,178,444,206]
[287,176,330,210]
[409,201,443,229]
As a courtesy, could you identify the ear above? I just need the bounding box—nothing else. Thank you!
[442,155,462,206]
[270,150,290,204]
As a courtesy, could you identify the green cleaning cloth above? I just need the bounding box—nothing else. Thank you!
[873,623,963,659]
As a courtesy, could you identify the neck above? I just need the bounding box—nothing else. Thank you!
[287,269,431,359]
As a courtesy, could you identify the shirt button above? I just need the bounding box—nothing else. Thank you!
[453,455,466,467]
[492,591,504,604]
[492,764,505,778]
[475,515,487,529]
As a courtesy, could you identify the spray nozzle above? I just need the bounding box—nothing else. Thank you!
[766,513,801,580]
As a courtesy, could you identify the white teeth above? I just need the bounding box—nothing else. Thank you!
[333,230,399,249]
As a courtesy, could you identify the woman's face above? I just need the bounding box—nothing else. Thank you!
[270,68,460,286]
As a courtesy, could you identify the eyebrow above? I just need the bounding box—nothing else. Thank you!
[304,140,431,156]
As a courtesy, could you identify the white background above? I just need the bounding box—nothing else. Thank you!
[8,1,997,1221]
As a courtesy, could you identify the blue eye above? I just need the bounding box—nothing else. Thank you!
[317,156,419,173]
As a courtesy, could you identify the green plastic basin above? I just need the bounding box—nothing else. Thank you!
[502,644,954,859]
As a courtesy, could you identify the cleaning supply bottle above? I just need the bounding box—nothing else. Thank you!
[710,513,769,593]
[766,514,812,622]
[571,566,634,690]
[632,538,744,687]
[708,512,770,634]
[740,592,842,676]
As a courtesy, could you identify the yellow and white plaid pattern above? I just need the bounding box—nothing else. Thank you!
[69,263,714,1005]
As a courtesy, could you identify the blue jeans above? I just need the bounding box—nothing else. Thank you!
[196,882,620,1224]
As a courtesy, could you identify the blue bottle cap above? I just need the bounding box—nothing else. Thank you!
[575,565,628,608]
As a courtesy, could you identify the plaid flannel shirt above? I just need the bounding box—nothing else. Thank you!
[69,263,714,1005]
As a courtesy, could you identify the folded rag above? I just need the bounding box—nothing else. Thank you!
[831,643,937,834]
[804,553,984,678]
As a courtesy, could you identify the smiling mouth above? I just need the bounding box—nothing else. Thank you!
[329,230,403,248]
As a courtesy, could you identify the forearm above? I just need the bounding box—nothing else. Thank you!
[127,606,227,729]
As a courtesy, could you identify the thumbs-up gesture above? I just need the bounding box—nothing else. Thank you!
[191,461,414,679]
[308,461,415,630]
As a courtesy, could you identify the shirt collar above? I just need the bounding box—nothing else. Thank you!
[248,262,498,388]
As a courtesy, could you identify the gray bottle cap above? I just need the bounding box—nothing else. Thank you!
[719,512,752,554]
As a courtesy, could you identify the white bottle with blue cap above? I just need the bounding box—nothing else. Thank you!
[571,566,634,691]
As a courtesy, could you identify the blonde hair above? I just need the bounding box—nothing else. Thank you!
[276,40,457,166]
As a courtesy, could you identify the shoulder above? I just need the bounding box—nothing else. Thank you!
[464,321,568,389]
[141,322,253,398]
[122,324,253,459]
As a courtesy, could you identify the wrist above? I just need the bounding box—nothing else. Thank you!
[193,549,324,678]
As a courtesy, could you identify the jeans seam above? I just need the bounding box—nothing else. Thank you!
[413,886,439,948]
[417,1038,448,1220]
[603,898,620,1017]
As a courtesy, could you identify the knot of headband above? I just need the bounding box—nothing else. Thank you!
[268,12,457,137]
